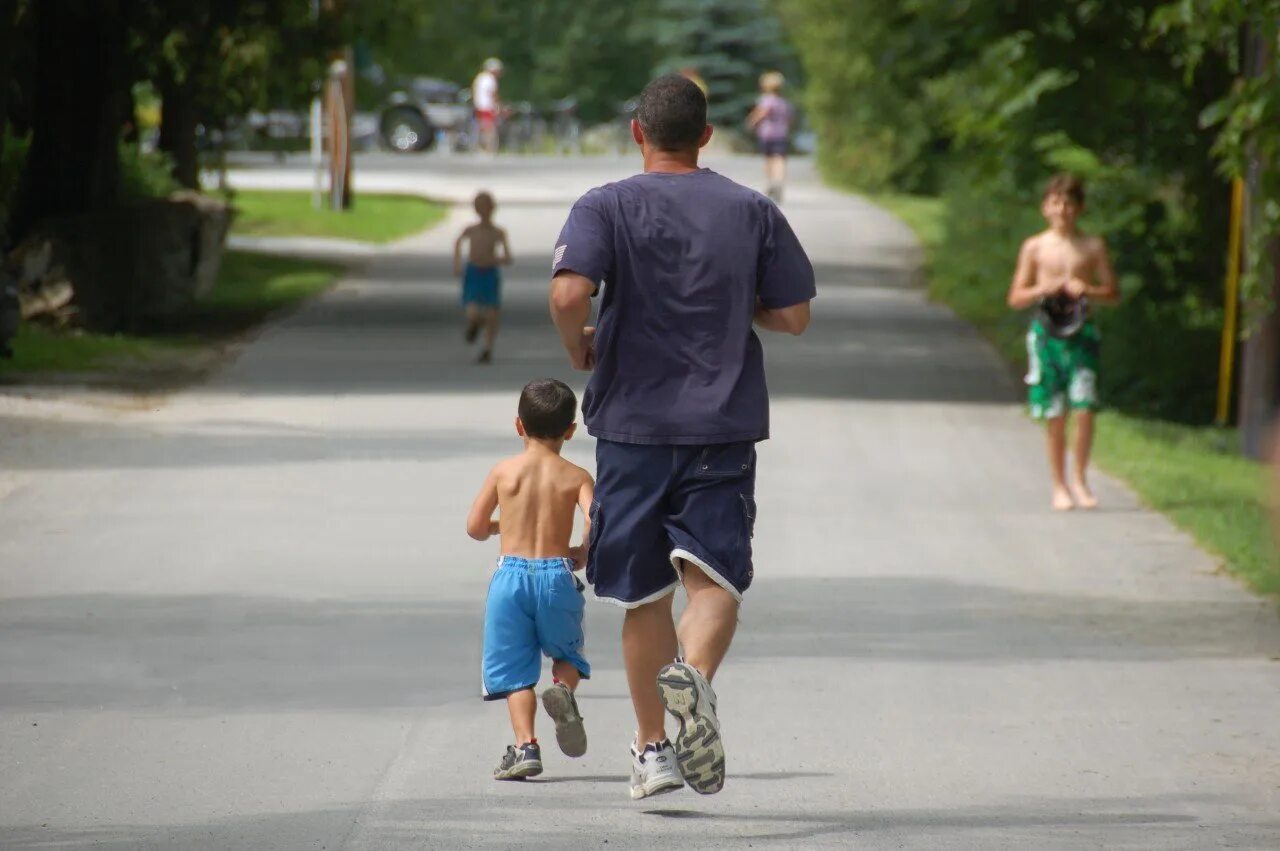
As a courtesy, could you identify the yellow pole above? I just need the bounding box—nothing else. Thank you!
[1215,177,1245,426]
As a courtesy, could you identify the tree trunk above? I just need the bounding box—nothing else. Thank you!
[1237,26,1278,457]
[9,0,126,241]
[158,74,200,190]
[0,0,17,157]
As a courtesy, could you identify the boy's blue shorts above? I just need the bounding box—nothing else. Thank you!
[587,440,757,608]
[482,556,590,701]
[461,263,501,308]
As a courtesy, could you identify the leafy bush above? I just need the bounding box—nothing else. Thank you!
[781,0,1234,423]
[119,143,180,199]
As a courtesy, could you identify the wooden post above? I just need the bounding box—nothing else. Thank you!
[1216,178,1245,426]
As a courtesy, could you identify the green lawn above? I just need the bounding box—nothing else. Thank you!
[872,193,1279,598]
[228,190,447,243]
[1,250,341,375]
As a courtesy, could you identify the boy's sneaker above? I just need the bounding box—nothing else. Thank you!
[629,739,684,800]
[657,660,725,794]
[493,741,543,780]
[541,682,587,757]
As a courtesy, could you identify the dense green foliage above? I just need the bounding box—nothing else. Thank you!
[781,0,1237,423]
[650,0,796,127]
[363,0,794,125]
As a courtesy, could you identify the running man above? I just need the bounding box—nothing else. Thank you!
[747,71,793,204]
[548,74,816,799]
[472,58,503,155]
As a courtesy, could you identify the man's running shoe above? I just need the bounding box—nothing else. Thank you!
[493,741,543,780]
[657,660,725,794]
[629,739,684,800]
[464,320,480,344]
[541,682,588,757]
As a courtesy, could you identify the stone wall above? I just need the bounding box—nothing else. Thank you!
[6,192,231,332]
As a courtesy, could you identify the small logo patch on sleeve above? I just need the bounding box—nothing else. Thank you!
[553,244,567,268]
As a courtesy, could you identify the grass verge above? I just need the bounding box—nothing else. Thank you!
[1,250,341,376]
[872,193,1279,598]
[228,190,447,243]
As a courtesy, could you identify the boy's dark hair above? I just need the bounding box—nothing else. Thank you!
[636,74,708,151]
[518,379,577,438]
[1044,173,1085,205]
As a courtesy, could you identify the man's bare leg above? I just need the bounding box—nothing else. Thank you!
[1046,415,1074,511]
[623,592,677,746]
[676,560,739,681]
[1069,409,1099,509]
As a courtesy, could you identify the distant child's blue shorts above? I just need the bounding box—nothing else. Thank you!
[588,440,757,609]
[482,556,590,701]
[461,263,501,308]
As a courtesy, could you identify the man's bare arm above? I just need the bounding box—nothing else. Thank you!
[465,468,500,541]
[754,299,810,335]
[549,272,597,371]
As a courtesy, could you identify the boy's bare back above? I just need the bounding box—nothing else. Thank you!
[477,448,593,562]
[461,222,509,269]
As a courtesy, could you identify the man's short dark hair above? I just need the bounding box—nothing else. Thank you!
[1044,173,1085,205]
[518,379,577,438]
[637,74,708,151]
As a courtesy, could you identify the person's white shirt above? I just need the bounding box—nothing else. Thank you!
[472,71,498,111]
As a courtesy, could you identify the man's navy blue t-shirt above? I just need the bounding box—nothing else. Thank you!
[553,168,816,445]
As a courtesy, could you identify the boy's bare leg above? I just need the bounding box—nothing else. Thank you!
[676,560,739,681]
[507,688,537,745]
[551,658,581,690]
[1070,410,1099,509]
[623,592,677,745]
[464,304,482,341]
[1046,415,1074,511]
[483,309,500,352]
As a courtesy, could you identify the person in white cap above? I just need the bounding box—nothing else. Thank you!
[473,58,504,155]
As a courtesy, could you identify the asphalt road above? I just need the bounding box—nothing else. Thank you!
[1,152,1278,849]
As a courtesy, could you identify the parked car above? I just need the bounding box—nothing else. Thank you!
[379,77,472,153]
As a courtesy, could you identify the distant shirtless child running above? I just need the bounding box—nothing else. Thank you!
[454,191,512,364]
[1007,174,1119,511]
[467,379,594,780]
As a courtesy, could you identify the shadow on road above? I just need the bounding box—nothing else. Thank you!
[4,794,1265,849]
[2,578,1274,715]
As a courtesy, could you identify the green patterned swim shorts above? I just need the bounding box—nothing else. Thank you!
[1025,319,1100,419]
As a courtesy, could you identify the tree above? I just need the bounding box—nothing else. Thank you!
[9,0,129,240]
[651,0,796,127]
[1153,0,1280,451]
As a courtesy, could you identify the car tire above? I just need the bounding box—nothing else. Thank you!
[380,108,433,153]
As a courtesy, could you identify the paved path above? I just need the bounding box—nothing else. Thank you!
[1,154,1278,849]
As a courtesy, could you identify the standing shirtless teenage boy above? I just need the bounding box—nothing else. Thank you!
[1007,174,1119,511]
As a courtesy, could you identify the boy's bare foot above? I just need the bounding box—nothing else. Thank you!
[1070,481,1099,510]
[1052,487,1075,511]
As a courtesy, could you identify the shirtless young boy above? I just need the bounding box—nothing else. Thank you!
[453,191,513,364]
[466,379,594,779]
[1007,174,1119,511]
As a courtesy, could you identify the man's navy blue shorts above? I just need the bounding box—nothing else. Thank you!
[587,439,757,608]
